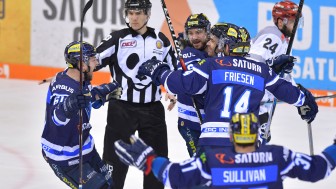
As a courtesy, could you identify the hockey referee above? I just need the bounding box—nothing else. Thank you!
[95,0,177,188]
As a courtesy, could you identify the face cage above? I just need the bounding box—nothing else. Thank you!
[184,27,210,43]
[71,53,99,68]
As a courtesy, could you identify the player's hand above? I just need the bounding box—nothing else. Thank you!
[63,88,91,118]
[297,84,318,123]
[266,54,296,74]
[38,76,54,85]
[165,93,176,111]
[137,59,171,86]
[114,135,156,175]
[91,82,122,109]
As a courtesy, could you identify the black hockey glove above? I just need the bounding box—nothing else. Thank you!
[297,84,318,124]
[63,88,91,118]
[137,59,171,86]
[114,135,157,175]
[266,54,296,74]
[91,82,122,109]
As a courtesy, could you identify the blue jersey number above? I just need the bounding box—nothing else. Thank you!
[221,87,251,118]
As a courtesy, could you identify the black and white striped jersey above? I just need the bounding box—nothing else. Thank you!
[96,27,177,103]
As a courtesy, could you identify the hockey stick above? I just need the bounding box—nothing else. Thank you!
[307,123,314,155]
[160,0,203,124]
[78,0,94,188]
[263,0,304,144]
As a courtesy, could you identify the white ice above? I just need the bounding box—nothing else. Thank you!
[0,79,335,189]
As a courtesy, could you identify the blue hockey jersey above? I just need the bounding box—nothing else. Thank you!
[154,145,335,189]
[41,70,96,166]
[176,46,207,131]
[160,56,305,146]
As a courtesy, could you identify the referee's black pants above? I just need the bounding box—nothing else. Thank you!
[103,100,168,189]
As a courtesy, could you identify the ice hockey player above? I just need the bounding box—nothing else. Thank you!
[114,112,336,188]
[176,13,211,157]
[248,0,303,144]
[41,41,121,189]
[135,22,318,153]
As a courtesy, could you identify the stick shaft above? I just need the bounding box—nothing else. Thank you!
[160,0,203,124]
[78,0,94,188]
[307,123,314,155]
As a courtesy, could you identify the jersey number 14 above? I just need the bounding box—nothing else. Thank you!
[221,87,251,118]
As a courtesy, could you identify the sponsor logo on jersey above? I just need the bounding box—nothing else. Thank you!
[215,59,232,67]
[198,59,206,66]
[235,152,273,163]
[215,153,235,164]
[232,58,262,73]
[120,39,137,48]
[52,84,74,93]
[182,52,196,59]
[156,40,163,49]
[153,49,163,55]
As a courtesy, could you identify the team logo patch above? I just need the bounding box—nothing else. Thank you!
[121,39,137,48]
[215,59,232,67]
[215,153,235,164]
[156,40,163,49]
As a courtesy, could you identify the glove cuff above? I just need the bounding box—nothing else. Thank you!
[144,155,157,175]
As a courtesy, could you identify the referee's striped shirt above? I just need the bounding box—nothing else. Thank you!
[96,27,177,103]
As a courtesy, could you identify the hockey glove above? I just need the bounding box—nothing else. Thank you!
[114,135,157,175]
[322,135,336,168]
[266,54,296,74]
[91,82,122,109]
[297,84,318,124]
[63,88,91,118]
[137,59,171,86]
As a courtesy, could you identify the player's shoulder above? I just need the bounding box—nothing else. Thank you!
[182,47,207,59]
[50,71,77,94]
[254,26,286,42]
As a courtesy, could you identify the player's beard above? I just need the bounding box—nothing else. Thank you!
[84,71,92,81]
[281,25,291,38]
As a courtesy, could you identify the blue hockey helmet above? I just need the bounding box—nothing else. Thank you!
[229,112,259,145]
[184,13,211,35]
[64,41,97,69]
[210,23,250,55]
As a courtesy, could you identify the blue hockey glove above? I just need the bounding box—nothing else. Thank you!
[137,59,171,86]
[297,84,318,124]
[91,82,122,109]
[114,135,157,175]
[63,88,91,118]
[266,54,296,74]
[322,135,336,168]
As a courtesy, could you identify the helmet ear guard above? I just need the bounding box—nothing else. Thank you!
[229,113,259,145]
